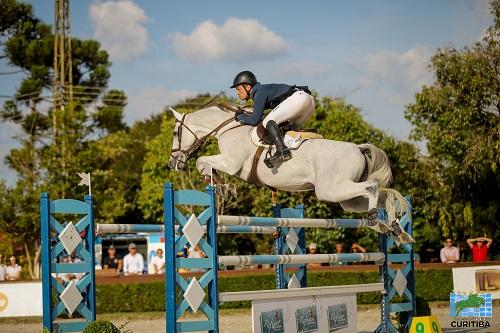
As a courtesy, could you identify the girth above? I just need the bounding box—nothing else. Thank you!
[245,146,277,192]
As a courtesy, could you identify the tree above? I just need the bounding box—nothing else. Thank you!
[405,0,500,251]
[0,0,113,278]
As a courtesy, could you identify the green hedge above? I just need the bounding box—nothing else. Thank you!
[95,268,453,313]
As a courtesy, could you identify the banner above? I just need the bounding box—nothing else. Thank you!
[452,266,500,299]
[0,282,42,317]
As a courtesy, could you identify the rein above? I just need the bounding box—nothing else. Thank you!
[170,114,243,163]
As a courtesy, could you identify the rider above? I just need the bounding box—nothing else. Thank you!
[231,71,315,168]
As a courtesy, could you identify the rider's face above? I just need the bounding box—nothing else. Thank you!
[235,84,251,100]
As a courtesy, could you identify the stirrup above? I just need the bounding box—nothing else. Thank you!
[264,149,291,168]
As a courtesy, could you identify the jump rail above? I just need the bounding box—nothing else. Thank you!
[218,252,385,266]
[219,215,368,228]
[219,283,384,302]
[96,223,276,234]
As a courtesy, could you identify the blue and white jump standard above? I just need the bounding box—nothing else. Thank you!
[40,182,415,332]
[163,183,416,333]
[40,193,96,333]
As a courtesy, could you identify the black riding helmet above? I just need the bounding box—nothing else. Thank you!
[230,71,257,88]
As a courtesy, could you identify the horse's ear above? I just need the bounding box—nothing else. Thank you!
[169,107,183,121]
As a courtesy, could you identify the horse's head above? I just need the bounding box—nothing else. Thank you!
[168,108,201,171]
[168,105,241,171]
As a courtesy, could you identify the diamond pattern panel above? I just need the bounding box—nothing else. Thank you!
[182,214,205,248]
[393,269,408,297]
[58,222,82,255]
[59,280,83,315]
[286,228,299,253]
[287,273,301,289]
[183,277,206,312]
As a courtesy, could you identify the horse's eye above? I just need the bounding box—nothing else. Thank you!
[173,131,177,136]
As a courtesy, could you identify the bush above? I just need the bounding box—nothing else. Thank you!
[82,320,121,333]
[94,268,452,313]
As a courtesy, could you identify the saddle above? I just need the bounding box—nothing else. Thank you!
[255,121,322,146]
[247,121,323,190]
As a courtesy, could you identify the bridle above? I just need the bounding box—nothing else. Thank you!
[170,113,242,168]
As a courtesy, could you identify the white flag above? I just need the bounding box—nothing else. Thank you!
[77,172,92,195]
[78,173,90,186]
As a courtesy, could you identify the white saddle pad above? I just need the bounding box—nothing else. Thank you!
[250,128,319,149]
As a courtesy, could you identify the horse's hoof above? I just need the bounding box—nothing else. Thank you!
[367,220,392,234]
[394,232,416,245]
[390,220,403,237]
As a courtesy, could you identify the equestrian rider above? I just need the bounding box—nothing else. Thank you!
[231,71,315,168]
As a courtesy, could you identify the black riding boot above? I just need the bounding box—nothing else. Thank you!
[264,121,292,168]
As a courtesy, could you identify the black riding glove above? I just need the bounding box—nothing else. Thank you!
[234,109,244,121]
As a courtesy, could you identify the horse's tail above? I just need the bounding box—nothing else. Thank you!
[358,143,393,188]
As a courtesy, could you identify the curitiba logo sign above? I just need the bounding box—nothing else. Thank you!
[449,292,492,329]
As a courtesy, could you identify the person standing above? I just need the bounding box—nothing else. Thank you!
[440,238,460,263]
[150,248,165,274]
[307,243,321,268]
[0,254,6,281]
[102,245,123,275]
[467,237,493,262]
[123,243,144,276]
[5,255,22,280]
[333,243,347,266]
[187,245,206,273]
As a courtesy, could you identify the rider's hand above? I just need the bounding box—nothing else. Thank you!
[234,109,244,121]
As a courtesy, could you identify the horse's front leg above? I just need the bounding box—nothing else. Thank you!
[196,155,242,197]
[196,154,242,178]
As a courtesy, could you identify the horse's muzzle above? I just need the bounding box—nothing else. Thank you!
[168,155,186,171]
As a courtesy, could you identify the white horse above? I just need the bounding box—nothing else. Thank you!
[168,105,414,244]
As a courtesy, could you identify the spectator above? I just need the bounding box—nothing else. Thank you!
[335,243,344,253]
[151,248,165,274]
[467,237,493,262]
[350,242,367,265]
[6,255,22,281]
[308,243,318,254]
[0,254,6,281]
[187,245,206,272]
[102,245,123,275]
[123,243,144,276]
[351,242,366,253]
[307,243,321,268]
[333,243,346,265]
[57,255,73,282]
[440,238,460,264]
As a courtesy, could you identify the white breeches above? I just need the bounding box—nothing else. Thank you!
[262,90,315,128]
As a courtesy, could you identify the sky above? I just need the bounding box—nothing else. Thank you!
[0,0,493,185]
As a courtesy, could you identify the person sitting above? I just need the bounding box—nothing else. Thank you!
[467,237,493,262]
[123,243,144,276]
[231,71,315,168]
[440,238,460,264]
[102,245,123,275]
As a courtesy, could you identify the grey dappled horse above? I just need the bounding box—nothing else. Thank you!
[168,106,414,244]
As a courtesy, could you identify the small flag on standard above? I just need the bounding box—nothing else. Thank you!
[77,172,91,195]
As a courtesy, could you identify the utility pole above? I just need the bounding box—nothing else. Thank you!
[53,0,73,143]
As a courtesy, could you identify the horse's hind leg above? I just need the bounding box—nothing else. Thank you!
[315,178,391,234]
